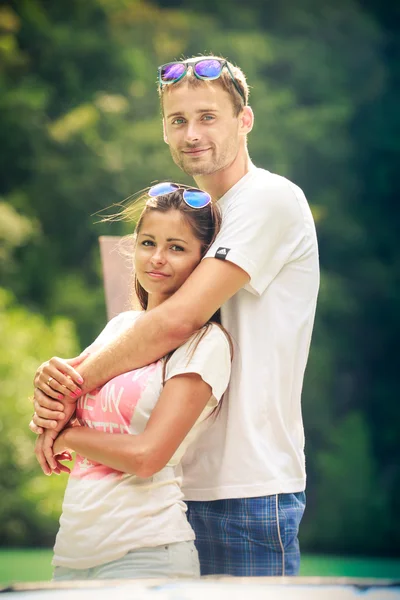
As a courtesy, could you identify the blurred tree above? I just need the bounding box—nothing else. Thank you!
[0,287,78,546]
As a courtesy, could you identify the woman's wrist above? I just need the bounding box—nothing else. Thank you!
[61,427,72,445]
[53,428,68,455]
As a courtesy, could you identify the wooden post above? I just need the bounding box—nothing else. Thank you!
[99,235,137,320]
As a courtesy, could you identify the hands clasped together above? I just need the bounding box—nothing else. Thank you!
[31,354,87,475]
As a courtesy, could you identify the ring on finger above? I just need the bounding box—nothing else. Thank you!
[47,376,54,387]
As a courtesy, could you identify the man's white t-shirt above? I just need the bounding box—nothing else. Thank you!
[181,166,319,500]
[52,311,231,569]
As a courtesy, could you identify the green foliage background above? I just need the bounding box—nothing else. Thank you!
[0,0,399,555]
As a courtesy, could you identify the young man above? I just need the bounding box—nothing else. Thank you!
[32,56,319,576]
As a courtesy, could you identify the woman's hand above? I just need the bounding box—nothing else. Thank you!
[35,429,72,475]
[31,387,66,432]
[30,353,88,434]
[53,430,74,469]
[33,354,86,400]
[32,395,78,474]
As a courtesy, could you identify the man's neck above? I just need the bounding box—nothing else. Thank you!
[194,150,253,201]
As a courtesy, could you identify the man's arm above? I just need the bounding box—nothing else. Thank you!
[32,257,248,431]
[79,257,248,391]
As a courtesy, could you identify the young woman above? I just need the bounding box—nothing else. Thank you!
[34,183,232,580]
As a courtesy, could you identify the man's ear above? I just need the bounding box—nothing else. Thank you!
[162,119,169,145]
[239,106,254,136]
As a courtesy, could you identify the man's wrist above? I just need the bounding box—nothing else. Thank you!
[76,363,95,395]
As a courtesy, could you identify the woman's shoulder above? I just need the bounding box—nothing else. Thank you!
[165,322,232,401]
[201,322,230,346]
[181,322,231,359]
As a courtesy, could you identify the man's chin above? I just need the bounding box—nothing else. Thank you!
[171,151,218,176]
[180,161,217,177]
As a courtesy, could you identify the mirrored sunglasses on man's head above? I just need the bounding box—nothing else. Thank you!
[148,182,212,209]
[158,58,246,104]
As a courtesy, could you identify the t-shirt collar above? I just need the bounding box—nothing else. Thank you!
[218,163,258,206]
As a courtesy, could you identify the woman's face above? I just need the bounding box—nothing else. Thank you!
[134,209,203,309]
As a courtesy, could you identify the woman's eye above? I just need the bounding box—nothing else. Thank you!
[142,240,154,247]
[171,245,184,252]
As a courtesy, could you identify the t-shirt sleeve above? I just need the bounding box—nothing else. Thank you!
[205,174,308,296]
[164,324,231,408]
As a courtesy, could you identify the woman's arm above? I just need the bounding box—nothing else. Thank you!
[50,372,214,478]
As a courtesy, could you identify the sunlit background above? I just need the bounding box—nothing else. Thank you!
[0,0,399,582]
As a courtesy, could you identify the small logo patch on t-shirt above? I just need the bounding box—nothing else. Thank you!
[215,246,230,260]
[215,247,231,260]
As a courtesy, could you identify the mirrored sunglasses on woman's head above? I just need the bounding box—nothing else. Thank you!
[158,58,246,104]
[148,182,212,209]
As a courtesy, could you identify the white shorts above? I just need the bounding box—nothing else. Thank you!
[53,541,200,580]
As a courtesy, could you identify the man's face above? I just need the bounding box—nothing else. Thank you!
[162,82,242,177]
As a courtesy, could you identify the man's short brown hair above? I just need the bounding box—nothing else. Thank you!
[158,55,249,116]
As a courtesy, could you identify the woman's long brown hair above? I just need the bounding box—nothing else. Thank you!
[131,189,233,394]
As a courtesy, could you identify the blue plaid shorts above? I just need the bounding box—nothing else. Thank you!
[186,492,305,576]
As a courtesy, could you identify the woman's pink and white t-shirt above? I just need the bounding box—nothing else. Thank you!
[52,311,231,570]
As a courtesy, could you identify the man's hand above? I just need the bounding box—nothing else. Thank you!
[30,387,68,433]
[30,353,87,434]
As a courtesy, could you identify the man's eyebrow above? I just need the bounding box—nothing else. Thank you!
[166,108,219,119]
